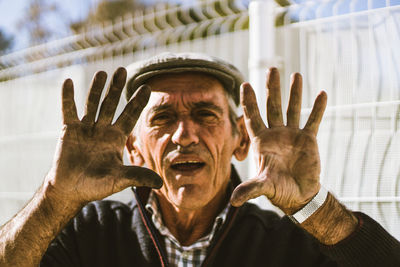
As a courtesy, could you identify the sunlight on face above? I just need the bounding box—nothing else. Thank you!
[135,72,240,210]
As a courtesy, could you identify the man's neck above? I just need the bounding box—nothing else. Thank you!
[155,183,230,246]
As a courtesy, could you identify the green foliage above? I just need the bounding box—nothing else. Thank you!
[0,29,13,53]
[17,0,60,45]
[274,0,292,7]
[70,0,145,33]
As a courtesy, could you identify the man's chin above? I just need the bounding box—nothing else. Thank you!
[171,185,210,209]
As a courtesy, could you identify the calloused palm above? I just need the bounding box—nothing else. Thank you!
[231,68,327,214]
[46,68,162,205]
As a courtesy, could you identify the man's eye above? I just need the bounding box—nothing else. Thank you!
[198,111,215,117]
[150,114,173,125]
[195,111,219,121]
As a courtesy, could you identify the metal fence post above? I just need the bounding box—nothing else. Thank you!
[248,0,281,211]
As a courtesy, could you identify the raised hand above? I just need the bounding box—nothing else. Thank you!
[230,68,327,215]
[46,68,162,206]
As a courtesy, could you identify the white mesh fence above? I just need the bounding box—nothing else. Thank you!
[2,0,399,243]
[249,0,400,240]
[0,0,249,225]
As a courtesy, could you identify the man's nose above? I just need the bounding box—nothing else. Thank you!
[171,119,199,147]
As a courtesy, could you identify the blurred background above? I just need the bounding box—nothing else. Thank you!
[0,0,399,240]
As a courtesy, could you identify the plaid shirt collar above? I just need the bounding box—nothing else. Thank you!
[145,191,229,267]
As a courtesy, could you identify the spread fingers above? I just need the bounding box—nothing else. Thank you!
[303,91,327,135]
[286,73,302,128]
[97,67,127,125]
[62,79,79,124]
[266,68,284,128]
[240,82,266,137]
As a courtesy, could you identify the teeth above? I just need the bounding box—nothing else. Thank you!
[174,161,201,164]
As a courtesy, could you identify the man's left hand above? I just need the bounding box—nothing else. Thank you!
[230,68,327,215]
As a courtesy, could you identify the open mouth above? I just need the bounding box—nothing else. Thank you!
[170,161,205,172]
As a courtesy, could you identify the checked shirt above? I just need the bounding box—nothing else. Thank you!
[146,192,229,267]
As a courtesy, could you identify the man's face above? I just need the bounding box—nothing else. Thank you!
[132,72,242,210]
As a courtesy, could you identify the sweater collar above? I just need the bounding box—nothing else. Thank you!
[132,164,242,267]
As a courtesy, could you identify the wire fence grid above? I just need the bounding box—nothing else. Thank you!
[0,0,399,241]
[0,0,249,225]
[258,0,400,239]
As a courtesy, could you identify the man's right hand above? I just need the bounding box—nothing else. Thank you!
[45,67,162,207]
[0,67,162,267]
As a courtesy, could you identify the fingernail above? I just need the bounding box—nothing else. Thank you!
[241,83,251,94]
[95,71,107,81]
[153,177,163,189]
[64,78,73,86]
[229,198,242,207]
[135,85,151,100]
[113,67,127,85]
[267,67,278,74]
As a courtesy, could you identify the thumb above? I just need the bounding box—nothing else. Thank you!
[117,165,163,189]
[230,177,274,207]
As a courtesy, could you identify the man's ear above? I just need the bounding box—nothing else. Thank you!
[233,116,250,161]
[126,133,145,166]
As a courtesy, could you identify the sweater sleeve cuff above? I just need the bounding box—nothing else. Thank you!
[319,212,400,266]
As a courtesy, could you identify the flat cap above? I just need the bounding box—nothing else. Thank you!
[125,52,245,105]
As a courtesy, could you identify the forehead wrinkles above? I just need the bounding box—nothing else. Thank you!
[147,90,224,115]
[146,71,221,92]
[143,72,229,118]
[147,86,227,113]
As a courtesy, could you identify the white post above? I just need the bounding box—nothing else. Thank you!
[247,0,282,212]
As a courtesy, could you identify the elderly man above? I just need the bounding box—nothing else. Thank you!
[0,52,399,267]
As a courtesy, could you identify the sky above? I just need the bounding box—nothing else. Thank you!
[0,0,95,52]
[0,0,194,53]
[0,0,391,53]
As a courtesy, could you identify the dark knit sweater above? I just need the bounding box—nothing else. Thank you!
[40,169,400,267]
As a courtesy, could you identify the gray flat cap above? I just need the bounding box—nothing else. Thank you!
[125,52,245,105]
